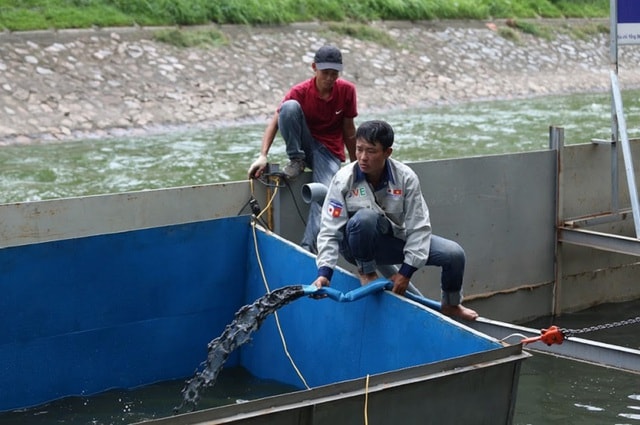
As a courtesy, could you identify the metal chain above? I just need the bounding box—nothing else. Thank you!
[561,316,640,338]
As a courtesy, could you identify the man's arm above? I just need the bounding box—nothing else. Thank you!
[343,117,356,162]
[248,110,279,179]
[260,110,279,156]
[400,169,432,271]
[315,170,349,284]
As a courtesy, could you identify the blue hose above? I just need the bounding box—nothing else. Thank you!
[303,278,441,311]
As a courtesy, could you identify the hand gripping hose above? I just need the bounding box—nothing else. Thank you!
[303,278,441,311]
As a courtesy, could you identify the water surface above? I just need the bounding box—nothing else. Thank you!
[2,90,640,204]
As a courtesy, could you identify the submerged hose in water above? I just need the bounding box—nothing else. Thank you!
[175,285,306,413]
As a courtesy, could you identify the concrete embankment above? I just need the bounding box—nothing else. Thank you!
[1,19,639,144]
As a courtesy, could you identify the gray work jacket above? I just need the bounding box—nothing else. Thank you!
[316,158,432,279]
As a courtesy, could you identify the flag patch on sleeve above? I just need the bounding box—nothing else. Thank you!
[327,200,343,218]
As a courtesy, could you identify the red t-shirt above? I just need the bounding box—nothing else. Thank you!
[279,77,357,162]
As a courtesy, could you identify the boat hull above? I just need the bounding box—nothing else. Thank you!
[152,345,525,425]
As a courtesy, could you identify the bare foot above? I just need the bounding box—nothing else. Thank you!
[358,272,379,286]
[441,304,479,321]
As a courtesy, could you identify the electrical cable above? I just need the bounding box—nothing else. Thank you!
[248,178,310,390]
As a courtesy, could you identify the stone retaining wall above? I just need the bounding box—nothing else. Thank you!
[1,19,639,144]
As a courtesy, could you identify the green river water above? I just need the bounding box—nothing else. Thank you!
[2,90,640,205]
[1,90,639,424]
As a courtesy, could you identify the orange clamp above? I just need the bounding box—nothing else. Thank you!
[521,325,565,346]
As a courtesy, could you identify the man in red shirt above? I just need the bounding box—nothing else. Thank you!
[248,45,358,253]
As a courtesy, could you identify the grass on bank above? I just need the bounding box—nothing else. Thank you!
[153,28,228,48]
[0,0,610,32]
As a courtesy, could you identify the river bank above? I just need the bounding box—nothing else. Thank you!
[1,19,639,145]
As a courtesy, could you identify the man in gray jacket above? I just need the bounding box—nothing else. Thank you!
[312,120,478,321]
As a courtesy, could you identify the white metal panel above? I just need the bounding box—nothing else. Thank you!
[0,182,262,248]
[407,151,557,301]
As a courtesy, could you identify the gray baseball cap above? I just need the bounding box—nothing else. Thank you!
[314,45,343,71]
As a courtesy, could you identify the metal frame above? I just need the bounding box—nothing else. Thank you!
[558,75,640,241]
[133,344,528,425]
[470,318,640,375]
[553,1,640,258]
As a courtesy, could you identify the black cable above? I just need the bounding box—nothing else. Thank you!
[248,196,271,229]
[256,172,287,189]
[245,171,308,228]
[236,198,252,216]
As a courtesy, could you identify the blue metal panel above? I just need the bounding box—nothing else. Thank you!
[618,0,640,23]
[240,230,500,389]
[0,216,250,411]
[0,214,504,413]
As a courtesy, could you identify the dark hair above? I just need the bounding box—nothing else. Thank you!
[355,120,394,149]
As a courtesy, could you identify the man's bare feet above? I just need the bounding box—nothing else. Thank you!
[441,304,479,321]
[358,272,379,286]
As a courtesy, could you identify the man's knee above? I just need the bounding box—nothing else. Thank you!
[432,236,466,268]
[347,209,379,232]
[449,241,466,267]
[279,99,302,118]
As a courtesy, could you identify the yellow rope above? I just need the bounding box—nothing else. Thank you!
[250,178,368,416]
[364,374,370,425]
[256,176,279,221]
[249,179,310,389]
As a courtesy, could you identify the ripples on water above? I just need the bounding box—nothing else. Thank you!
[0,368,299,425]
[1,300,638,424]
[515,353,640,424]
[2,90,640,204]
[517,299,640,424]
